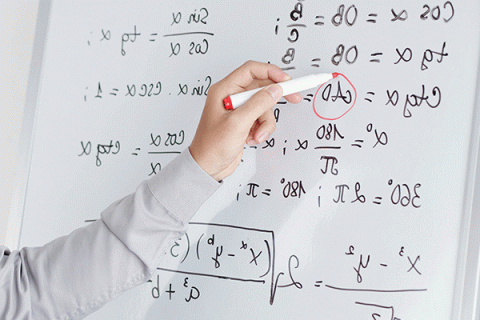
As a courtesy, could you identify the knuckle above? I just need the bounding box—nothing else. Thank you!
[262,117,276,133]
[205,82,225,101]
[244,60,255,67]
[269,120,277,132]
[207,82,220,94]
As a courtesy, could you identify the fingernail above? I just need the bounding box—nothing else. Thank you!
[246,139,256,146]
[266,84,283,100]
[258,132,270,144]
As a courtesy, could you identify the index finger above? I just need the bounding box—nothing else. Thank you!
[219,60,291,95]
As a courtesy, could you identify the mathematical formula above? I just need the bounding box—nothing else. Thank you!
[143,222,425,320]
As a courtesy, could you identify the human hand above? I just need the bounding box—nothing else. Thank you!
[189,61,302,181]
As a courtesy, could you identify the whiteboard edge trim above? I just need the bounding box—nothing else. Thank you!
[5,0,52,250]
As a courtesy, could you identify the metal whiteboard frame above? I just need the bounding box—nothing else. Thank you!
[5,0,51,250]
[454,34,480,319]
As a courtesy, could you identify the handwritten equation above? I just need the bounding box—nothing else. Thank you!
[275,2,452,71]
[144,222,426,320]
[87,8,212,57]
[235,178,421,210]
[83,76,211,102]
[78,130,184,172]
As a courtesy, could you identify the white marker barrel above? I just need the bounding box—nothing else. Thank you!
[224,73,334,110]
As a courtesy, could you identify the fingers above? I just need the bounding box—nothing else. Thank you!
[208,61,302,115]
[235,79,302,145]
[234,84,283,124]
[246,108,277,146]
[220,60,291,95]
[189,61,305,181]
[246,120,260,146]
[285,92,303,104]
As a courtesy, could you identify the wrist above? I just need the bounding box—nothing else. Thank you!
[188,146,222,182]
[188,146,240,182]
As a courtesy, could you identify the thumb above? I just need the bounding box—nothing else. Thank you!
[234,84,283,122]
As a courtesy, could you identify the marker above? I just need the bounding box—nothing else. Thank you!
[224,72,339,110]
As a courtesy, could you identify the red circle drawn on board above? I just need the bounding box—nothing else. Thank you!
[312,73,357,120]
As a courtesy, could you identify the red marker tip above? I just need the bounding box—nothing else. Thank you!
[332,72,341,78]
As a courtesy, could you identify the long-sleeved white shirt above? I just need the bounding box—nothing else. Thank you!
[0,149,221,319]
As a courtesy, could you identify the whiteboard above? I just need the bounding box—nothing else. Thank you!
[8,1,480,319]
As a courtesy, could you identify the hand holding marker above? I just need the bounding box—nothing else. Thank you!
[223,72,340,110]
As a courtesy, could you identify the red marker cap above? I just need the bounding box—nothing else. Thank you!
[223,96,233,110]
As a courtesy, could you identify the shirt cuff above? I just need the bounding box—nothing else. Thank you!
[146,147,222,224]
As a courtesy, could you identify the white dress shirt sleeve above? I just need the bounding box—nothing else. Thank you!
[0,148,221,319]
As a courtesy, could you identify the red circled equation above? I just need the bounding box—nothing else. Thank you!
[312,73,357,120]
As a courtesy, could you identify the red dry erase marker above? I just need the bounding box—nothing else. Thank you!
[224,73,339,110]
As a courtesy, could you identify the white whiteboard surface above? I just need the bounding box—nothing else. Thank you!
[9,1,480,319]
